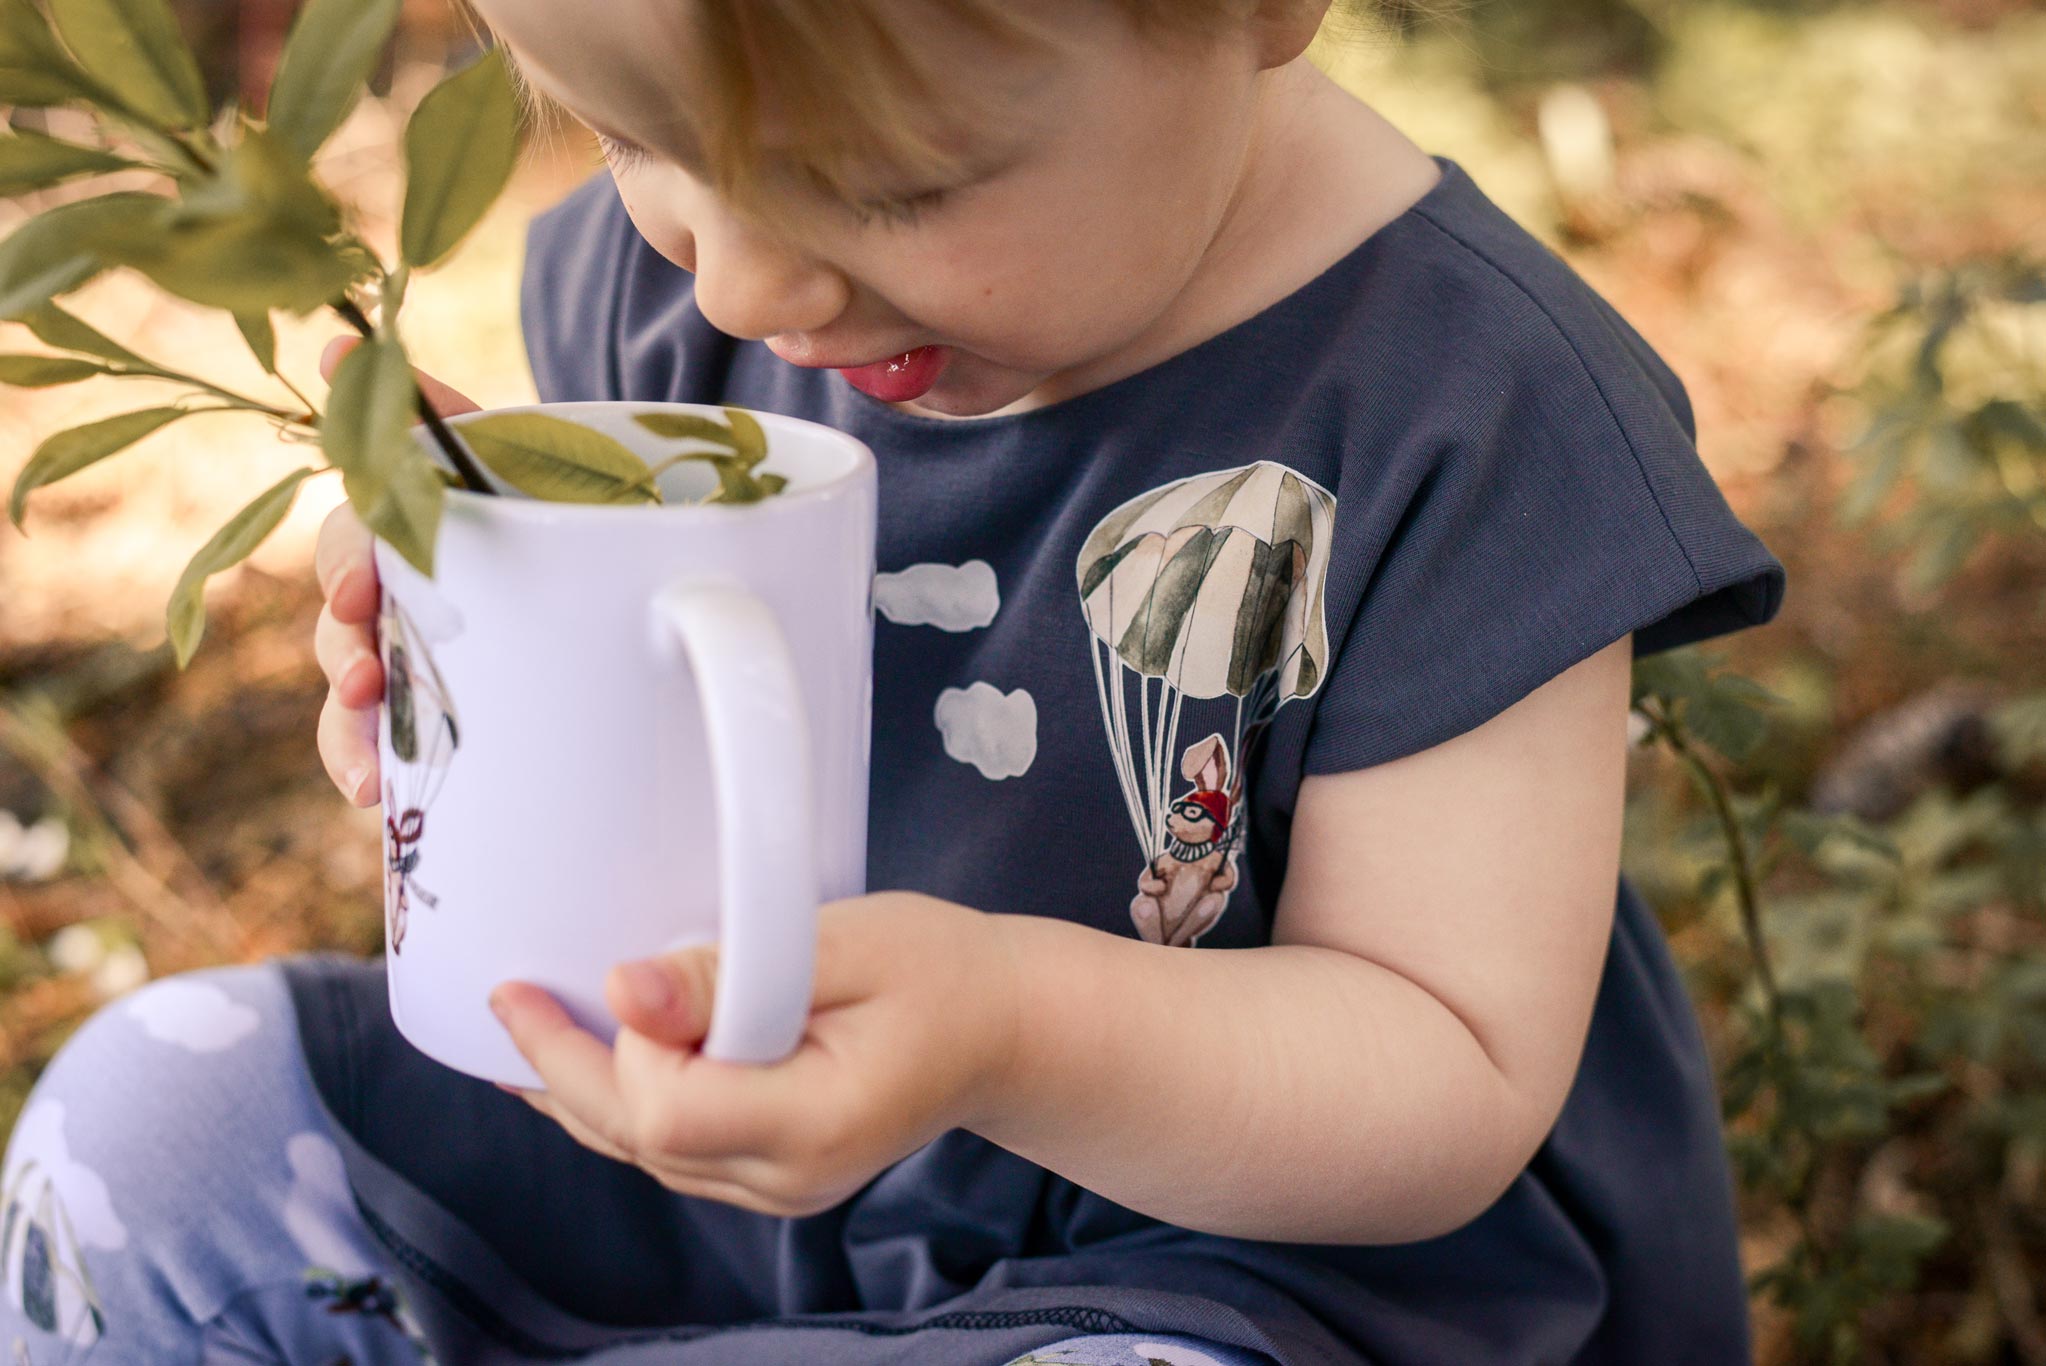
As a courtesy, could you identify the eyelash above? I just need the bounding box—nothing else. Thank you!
[594,132,648,171]
[598,133,952,228]
[847,188,950,229]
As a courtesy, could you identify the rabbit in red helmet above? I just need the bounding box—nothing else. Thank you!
[1131,733,1241,947]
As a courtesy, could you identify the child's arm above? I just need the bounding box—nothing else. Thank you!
[972,632,1634,1244]
[494,633,1633,1246]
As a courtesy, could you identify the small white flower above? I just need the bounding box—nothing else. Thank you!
[1627,709,1652,746]
[0,811,69,882]
[90,945,150,999]
[9,817,70,881]
[47,924,107,975]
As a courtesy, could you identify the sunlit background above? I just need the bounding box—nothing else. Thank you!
[2,2,2042,1362]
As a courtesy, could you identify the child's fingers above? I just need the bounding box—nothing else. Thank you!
[506,1088,637,1166]
[318,335,483,418]
[317,334,357,381]
[313,504,374,607]
[490,982,637,1151]
[604,949,718,1050]
[314,603,382,708]
[318,692,380,805]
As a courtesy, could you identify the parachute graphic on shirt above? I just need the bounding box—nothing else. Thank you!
[1076,461,1337,945]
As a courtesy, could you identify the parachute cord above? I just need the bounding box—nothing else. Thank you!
[1232,694,1246,782]
[1138,672,1158,859]
[1154,677,1184,856]
[1089,637,1150,855]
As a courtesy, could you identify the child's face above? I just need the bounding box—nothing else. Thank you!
[473,0,1276,417]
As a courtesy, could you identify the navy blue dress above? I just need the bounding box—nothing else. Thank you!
[281,156,1785,1364]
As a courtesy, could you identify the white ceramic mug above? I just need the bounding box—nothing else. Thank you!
[373,401,876,1088]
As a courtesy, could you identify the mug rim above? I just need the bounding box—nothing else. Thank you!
[435,400,875,520]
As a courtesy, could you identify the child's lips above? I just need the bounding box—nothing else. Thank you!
[832,346,950,403]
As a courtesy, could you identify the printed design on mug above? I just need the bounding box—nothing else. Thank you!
[1076,461,1336,947]
[380,589,461,956]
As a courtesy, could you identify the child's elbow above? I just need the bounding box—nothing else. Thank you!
[1411,1093,1560,1243]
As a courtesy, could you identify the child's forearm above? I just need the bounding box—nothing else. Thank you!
[968,911,1548,1245]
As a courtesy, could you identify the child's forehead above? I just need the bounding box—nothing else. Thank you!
[475,0,1076,191]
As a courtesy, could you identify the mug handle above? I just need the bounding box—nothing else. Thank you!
[649,581,817,1064]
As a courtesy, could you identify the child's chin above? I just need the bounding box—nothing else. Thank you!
[903,363,1048,419]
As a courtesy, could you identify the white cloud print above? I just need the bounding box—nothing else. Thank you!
[126,978,261,1053]
[3,1100,125,1345]
[1130,1345,1233,1366]
[875,560,1000,632]
[4,1102,126,1252]
[281,1133,375,1277]
[934,683,1037,780]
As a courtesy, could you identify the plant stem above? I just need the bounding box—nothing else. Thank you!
[331,298,494,495]
[275,369,318,419]
[105,364,299,423]
[1643,699,1784,1026]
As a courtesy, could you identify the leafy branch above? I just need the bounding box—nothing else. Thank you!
[0,0,526,662]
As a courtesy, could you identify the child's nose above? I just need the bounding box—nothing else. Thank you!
[688,214,851,342]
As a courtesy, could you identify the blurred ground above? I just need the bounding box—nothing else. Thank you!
[2,6,2043,1363]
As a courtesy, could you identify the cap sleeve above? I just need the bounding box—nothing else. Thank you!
[1299,322,1786,776]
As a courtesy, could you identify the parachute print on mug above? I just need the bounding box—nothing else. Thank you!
[378,580,463,957]
[1076,461,1337,947]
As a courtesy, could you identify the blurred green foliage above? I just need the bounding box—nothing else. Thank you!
[1626,259,2046,1360]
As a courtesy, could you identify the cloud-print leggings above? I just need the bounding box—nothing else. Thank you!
[2,963,1274,1366]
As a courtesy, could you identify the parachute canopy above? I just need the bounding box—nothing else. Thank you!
[1076,461,1338,861]
[1077,461,1336,704]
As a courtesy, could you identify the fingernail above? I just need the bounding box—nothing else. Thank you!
[344,763,371,804]
[488,989,509,1022]
[493,1081,521,1096]
[619,961,675,1015]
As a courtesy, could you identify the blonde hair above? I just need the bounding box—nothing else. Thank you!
[488,1,1384,211]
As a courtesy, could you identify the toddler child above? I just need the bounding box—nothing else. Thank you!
[2,1,1785,1362]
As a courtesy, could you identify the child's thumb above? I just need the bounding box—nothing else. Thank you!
[606,948,719,1050]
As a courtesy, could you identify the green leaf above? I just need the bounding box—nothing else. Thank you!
[320,336,442,575]
[1903,514,1979,593]
[723,407,767,465]
[166,466,315,666]
[0,194,157,320]
[86,131,351,315]
[0,354,107,386]
[9,405,188,528]
[1989,693,2046,766]
[46,0,208,130]
[266,0,401,162]
[0,0,101,108]
[17,302,150,369]
[399,47,520,270]
[633,411,741,448]
[233,310,277,374]
[455,412,657,504]
[0,129,138,195]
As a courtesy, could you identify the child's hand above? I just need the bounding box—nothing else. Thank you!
[311,337,479,806]
[489,892,1022,1219]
